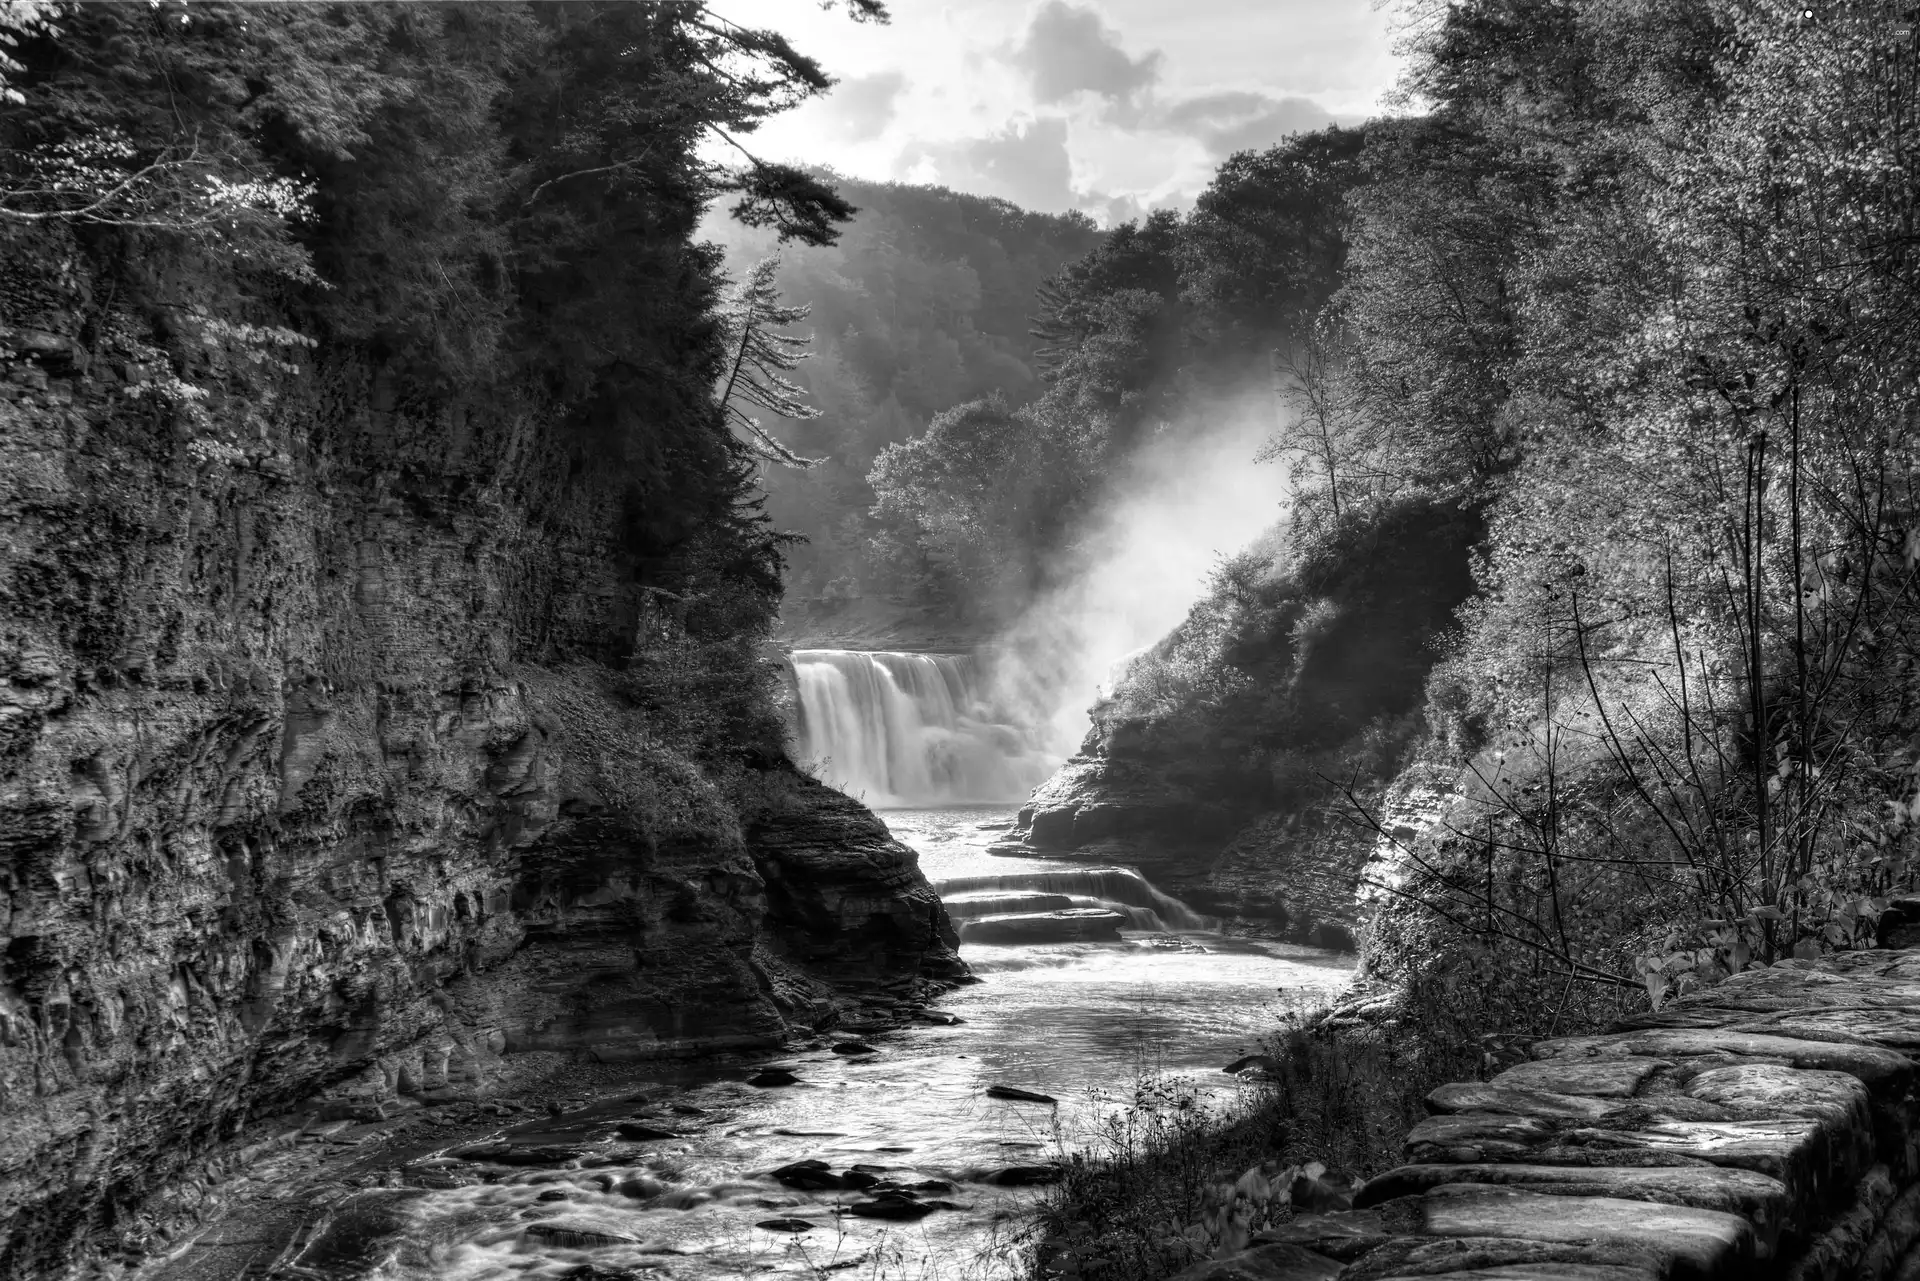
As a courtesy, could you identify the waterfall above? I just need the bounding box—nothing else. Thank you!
[789,649,1057,808]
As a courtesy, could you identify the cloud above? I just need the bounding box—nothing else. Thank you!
[1157,91,1337,159]
[898,116,1080,214]
[1009,1,1162,111]
[818,71,908,143]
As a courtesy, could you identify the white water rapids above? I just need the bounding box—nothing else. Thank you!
[788,650,1057,807]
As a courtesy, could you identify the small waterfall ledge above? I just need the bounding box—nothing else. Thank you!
[788,649,1057,808]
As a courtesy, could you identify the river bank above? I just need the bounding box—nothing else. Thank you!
[133,808,1351,1281]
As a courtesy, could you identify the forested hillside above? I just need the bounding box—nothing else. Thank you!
[702,181,1103,606]
[1035,0,1920,1029]
[865,129,1367,623]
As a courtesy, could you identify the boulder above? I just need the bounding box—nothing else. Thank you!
[986,1085,1057,1104]
[749,1067,800,1087]
[832,1041,878,1056]
[523,1223,639,1249]
[769,1160,843,1191]
[613,1122,678,1141]
[847,1197,938,1220]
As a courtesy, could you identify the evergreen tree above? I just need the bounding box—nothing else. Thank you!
[717,254,823,467]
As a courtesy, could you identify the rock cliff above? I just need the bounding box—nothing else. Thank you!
[0,331,962,1274]
[1010,500,1486,949]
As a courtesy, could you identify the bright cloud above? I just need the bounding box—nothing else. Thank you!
[710,0,1402,223]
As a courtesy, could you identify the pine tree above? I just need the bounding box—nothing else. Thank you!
[716,255,824,467]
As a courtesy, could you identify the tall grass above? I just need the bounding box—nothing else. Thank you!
[1023,987,1493,1281]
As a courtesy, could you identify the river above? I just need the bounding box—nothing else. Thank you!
[306,806,1352,1281]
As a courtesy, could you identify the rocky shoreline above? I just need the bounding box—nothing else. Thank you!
[1163,935,1920,1281]
[139,989,975,1281]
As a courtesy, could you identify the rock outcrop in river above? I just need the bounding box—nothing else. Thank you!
[0,325,961,1274]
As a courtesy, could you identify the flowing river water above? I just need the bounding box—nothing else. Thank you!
[294,807,1353,1281]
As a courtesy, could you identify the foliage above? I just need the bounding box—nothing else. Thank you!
[716,254,823,467]
[1028,979,1495,1281]
[0,1,867,843]
[701,177,1104,599]
[1299,0,1920,1009]
[868,127,1374,622]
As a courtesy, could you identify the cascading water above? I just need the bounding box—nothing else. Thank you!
[933,866,1211,932]
[789,649,1057,807]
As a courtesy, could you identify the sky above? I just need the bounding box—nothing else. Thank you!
[715,0,1406,223]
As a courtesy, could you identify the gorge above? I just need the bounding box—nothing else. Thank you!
[7,3,1920,1280]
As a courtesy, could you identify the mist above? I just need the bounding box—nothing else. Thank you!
[986,392,1292,768]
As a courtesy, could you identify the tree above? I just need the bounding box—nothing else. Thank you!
[717,254,823,467]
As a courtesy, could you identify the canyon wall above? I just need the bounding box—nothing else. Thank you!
[0,311,961,1274]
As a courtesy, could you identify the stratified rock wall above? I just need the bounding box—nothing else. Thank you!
[0,330,959,1272]
[1180,943,1920,1281]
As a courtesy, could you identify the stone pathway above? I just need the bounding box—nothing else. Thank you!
[1183,948,1920,1281]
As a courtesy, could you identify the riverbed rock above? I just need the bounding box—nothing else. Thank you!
[833,1041,878,1056]
[769,1161,843,1191]
[613,1122,679,1141]
[757,1218,816,1233]
[749,1067,801,1087]
[847,1197,938,1220]
[523,1222,640,1249]
[942,891,1079,918]
[986,1085,1058,1104]
[915,1009,966,1025]
[959,908,1127,944]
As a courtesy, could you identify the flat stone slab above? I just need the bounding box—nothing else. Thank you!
[1407,1115,1556,1164]
[1428,1083,1629,1124]
[958,908,1126,944]
[1534,1030,1912,1087]
[1343,1237,1669,1280]
[1166,1241,1341,1281]
[1371,1267,1658,1280]
[1683,1064,1870,1129]
[1416,1186,1754,1277]
[1355,1163,1791,1253]
[1495,1058,1665,1098]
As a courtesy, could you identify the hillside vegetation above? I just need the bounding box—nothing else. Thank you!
[1072,0,1920,1038]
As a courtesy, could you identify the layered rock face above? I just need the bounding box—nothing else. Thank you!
[0,337,960,1273]
[1177,942,1920,1281]
[1015,753,1362,948]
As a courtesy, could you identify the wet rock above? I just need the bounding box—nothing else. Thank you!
[959,908,1126,944]
[986,1085,1057,1104]
[615,1177,666,1200]
[833,1041,878,1056]
[988,1165,1061,1186]
[524,1222,640,1249]
[848,1197,938,1220]
[537,1189,571,1202]
[749,1067,800,1087]
[769,1161,843,1191]
[670,1104,708,1116]
[757,1218,816,1232]
[914,1009,965,1025]
[1225,1054,1285,1079]
[841,1170,882,1190]
[614,1123,679,1141]
[452,1143,587,1166]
